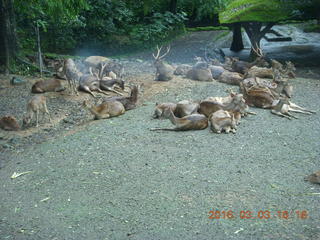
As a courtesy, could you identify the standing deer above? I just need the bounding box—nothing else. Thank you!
[153,45,175,81]
[64,58,81,95]
[23,96,51,127]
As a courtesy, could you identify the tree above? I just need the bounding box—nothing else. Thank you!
[0,0,88,74]
[220,0,292,58]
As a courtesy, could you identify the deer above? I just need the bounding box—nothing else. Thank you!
[231,46,269,74]
[186,56,214,81]
[0,116,20,131]
[244,66,274,79]
[23,96,51,127]
[153,102,177,119]
[304,170,320,184]
[103,85,138,111]
[153,45,175,81]
[209,110,238,134]
[31,79,65,93]
[150,108,208,131]
[64,58,81,95]
[199,93,250,118]
[82,100,125,120]
[174,64,192,76]
[271,97,316,120]
[79,64,123,97]
[174,100,199,118]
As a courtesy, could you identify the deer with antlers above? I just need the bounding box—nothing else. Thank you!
[79,62,124,97]
[152,45,175,81]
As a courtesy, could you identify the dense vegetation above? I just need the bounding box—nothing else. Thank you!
[0,0,319,73]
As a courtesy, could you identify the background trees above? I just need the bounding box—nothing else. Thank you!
[0,0,319,73]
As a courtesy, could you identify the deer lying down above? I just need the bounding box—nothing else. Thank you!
[150,108,208,131]
[31,79,65,93]
[209,110,238,134]
[304,170,320,184]
[199,93,249,118]
[79,74,108,97]
[174,100,199,118]
[23,96,51,127]
[153,45,174,81]
[103,86,138,110]
[0,116,20,131]
[271,98,316,120]
[153,102,177,119]
[82,100,125,120]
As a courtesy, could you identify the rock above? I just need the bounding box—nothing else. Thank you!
[10,77,27,86]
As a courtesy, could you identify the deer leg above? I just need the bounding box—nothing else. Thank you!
[82,86,96,97]
[44,105,52,122]
[95,88,110,96]
[36,110,39,127]
[271,110,292,120]
[103,87,124,96]
[285,111,298,119]
[288,107,312,115]
[288,102,316,113]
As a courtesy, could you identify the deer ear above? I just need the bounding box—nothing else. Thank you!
[230,92,235,97]
[155,102,159,106]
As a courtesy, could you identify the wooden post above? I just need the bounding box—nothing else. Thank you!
[35,22,43,78]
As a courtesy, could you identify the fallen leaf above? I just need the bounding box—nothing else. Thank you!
[11,171,32,179]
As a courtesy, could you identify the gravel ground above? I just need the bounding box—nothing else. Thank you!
[0,31,320,239]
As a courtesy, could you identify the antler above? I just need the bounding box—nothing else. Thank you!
[98,62,108,80]
[252,43,264,58]
[152,45,171,60]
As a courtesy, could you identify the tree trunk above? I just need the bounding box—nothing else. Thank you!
[242,22,274,59]
[169,0,177,13]
[0,0,17,74]
[230,23,244,52]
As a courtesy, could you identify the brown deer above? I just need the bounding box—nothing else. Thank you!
[244,66,274,79]
[103,85,138,111]
[79,64,123,97]
[153,102,177,119]
[231,47,269,74]
[153,45,175,81]
[82,100,125,120]
[271,98,316,119]
[186,68,214,81]
[174,100,199,118]
[217,70,243,85]
[209,110,237,134]
[199,93,249,118]
[23,96,51,127]
[150,108,208,131]
[304,170,320,184]
[31,79,65,93]
[174,64,192,76]
[0,116,20,131]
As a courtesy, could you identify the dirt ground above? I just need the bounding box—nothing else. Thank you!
[0,31,320,239]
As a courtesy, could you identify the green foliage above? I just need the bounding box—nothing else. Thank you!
[220,0,290,23]
[129,11,187,46]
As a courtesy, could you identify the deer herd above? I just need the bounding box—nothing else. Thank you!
[0,45,316,135]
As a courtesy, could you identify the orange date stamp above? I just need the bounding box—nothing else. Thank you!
[208,210,309,220]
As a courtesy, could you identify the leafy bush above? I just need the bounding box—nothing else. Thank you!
[129,11,187,46]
